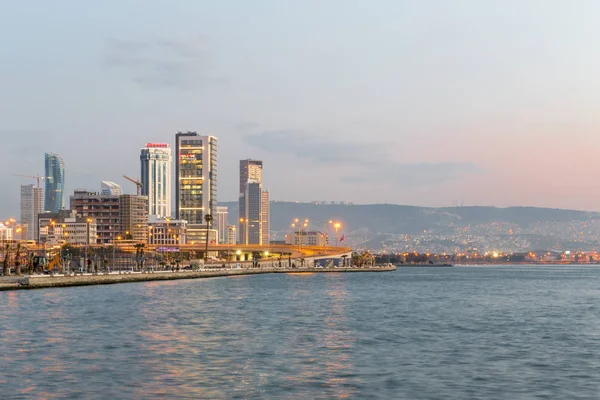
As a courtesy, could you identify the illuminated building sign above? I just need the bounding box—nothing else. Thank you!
[146,143,169,148]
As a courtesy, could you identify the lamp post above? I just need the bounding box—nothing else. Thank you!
[291,218,309,250]
[334,222,341,246]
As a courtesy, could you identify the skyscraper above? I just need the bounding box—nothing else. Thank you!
[238,159,269,244]
[140,143,172,218]
[44,152,65,213]
[244,180,262,244]
[20,184,44,241]
[175,132,217,243]
[261,190,270,245]
[216,206,229,244]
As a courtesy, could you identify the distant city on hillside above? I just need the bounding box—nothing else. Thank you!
[220,201,600,254]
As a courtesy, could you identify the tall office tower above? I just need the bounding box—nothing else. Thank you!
[140,143,172,218]
[216,206,228,244]
[119,194,149,243]
[101,181,122,196]
[242,180,262,244]
[239,159,263,244]
[20,184,44,241]
[44,152,65,212]
[261,190,270,245]
[175,132,217,243]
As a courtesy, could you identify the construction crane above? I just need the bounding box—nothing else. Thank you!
[14,173,45,188]
[123,175,142,196]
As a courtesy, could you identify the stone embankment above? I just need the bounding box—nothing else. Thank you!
[0,265,396,291]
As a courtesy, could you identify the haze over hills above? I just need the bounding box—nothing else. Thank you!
[220,201,600,253]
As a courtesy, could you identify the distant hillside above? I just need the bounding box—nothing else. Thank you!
[219,201,598,234]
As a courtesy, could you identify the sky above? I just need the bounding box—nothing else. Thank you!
[2,0,600,218]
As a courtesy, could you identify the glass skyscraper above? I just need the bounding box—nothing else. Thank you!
[44,152,65,213]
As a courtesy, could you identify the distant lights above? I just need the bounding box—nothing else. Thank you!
[146,143,169,148]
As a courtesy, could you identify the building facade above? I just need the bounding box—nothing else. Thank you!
[0,223,13,242]
[44,152,65,213]
[216,206,228,244]
[70,190,120,244]
[38,211,97,246]
[244,181,262,244]
[261,191,270,245]
[20,184,44,241]
[140,143,172,218]
[227,225,236,245]
[119,195,149,243]
[148,217,187,246]
[286,230,327,246]
[175,132,217,243]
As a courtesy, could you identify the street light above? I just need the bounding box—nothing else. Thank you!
[333,222,341,246]
[291,218,309,249]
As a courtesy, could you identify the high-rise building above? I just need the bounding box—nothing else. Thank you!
[101,181,122,196]
[140,143,172,218]
[244,181,262,244]
[20,184,44,241]
[261,190,270,245]
[44,152,65,213]
[239,159,263,194]
[71,189,148,243]
[175,132,217,243]
[71,189,120,244]
[216,206,228,244]
[239,159,269,244]
[119,194,149,243]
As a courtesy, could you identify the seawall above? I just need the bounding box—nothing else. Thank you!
[0,266,396,291]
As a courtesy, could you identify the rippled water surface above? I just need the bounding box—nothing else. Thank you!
[2,266,600,399]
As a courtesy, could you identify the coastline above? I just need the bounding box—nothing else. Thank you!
[0,265,396,291]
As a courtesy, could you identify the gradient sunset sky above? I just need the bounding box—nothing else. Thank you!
[2,0,600,217]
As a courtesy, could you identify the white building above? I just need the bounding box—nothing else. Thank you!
[148,217,187,246]
[261,191,270,245]
[140,143,172,218]
[0,223,13,242]
[38,211,97,246]
[175,133,217,243]
[227,224,237,245]
[216,206,228,244]
[101,181,122,196]
[20,184,44,241]
[286,230,327,246]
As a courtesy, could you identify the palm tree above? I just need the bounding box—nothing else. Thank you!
[2,244,10,276]
[15,243,22,276]
[204,213,213,262]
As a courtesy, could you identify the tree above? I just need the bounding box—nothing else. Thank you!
[2,244,10,276]
[204,213,213,262]
[14,243,22,276]
[134,243,146,270]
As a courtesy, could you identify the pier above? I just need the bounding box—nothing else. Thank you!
[0,265,396,291]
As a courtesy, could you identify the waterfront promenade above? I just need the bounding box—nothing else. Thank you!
[0,265,396,291]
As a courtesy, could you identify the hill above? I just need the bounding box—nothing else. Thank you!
[220,201,596,232]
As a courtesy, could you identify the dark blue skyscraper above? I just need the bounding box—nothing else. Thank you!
[44,152,65,213]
